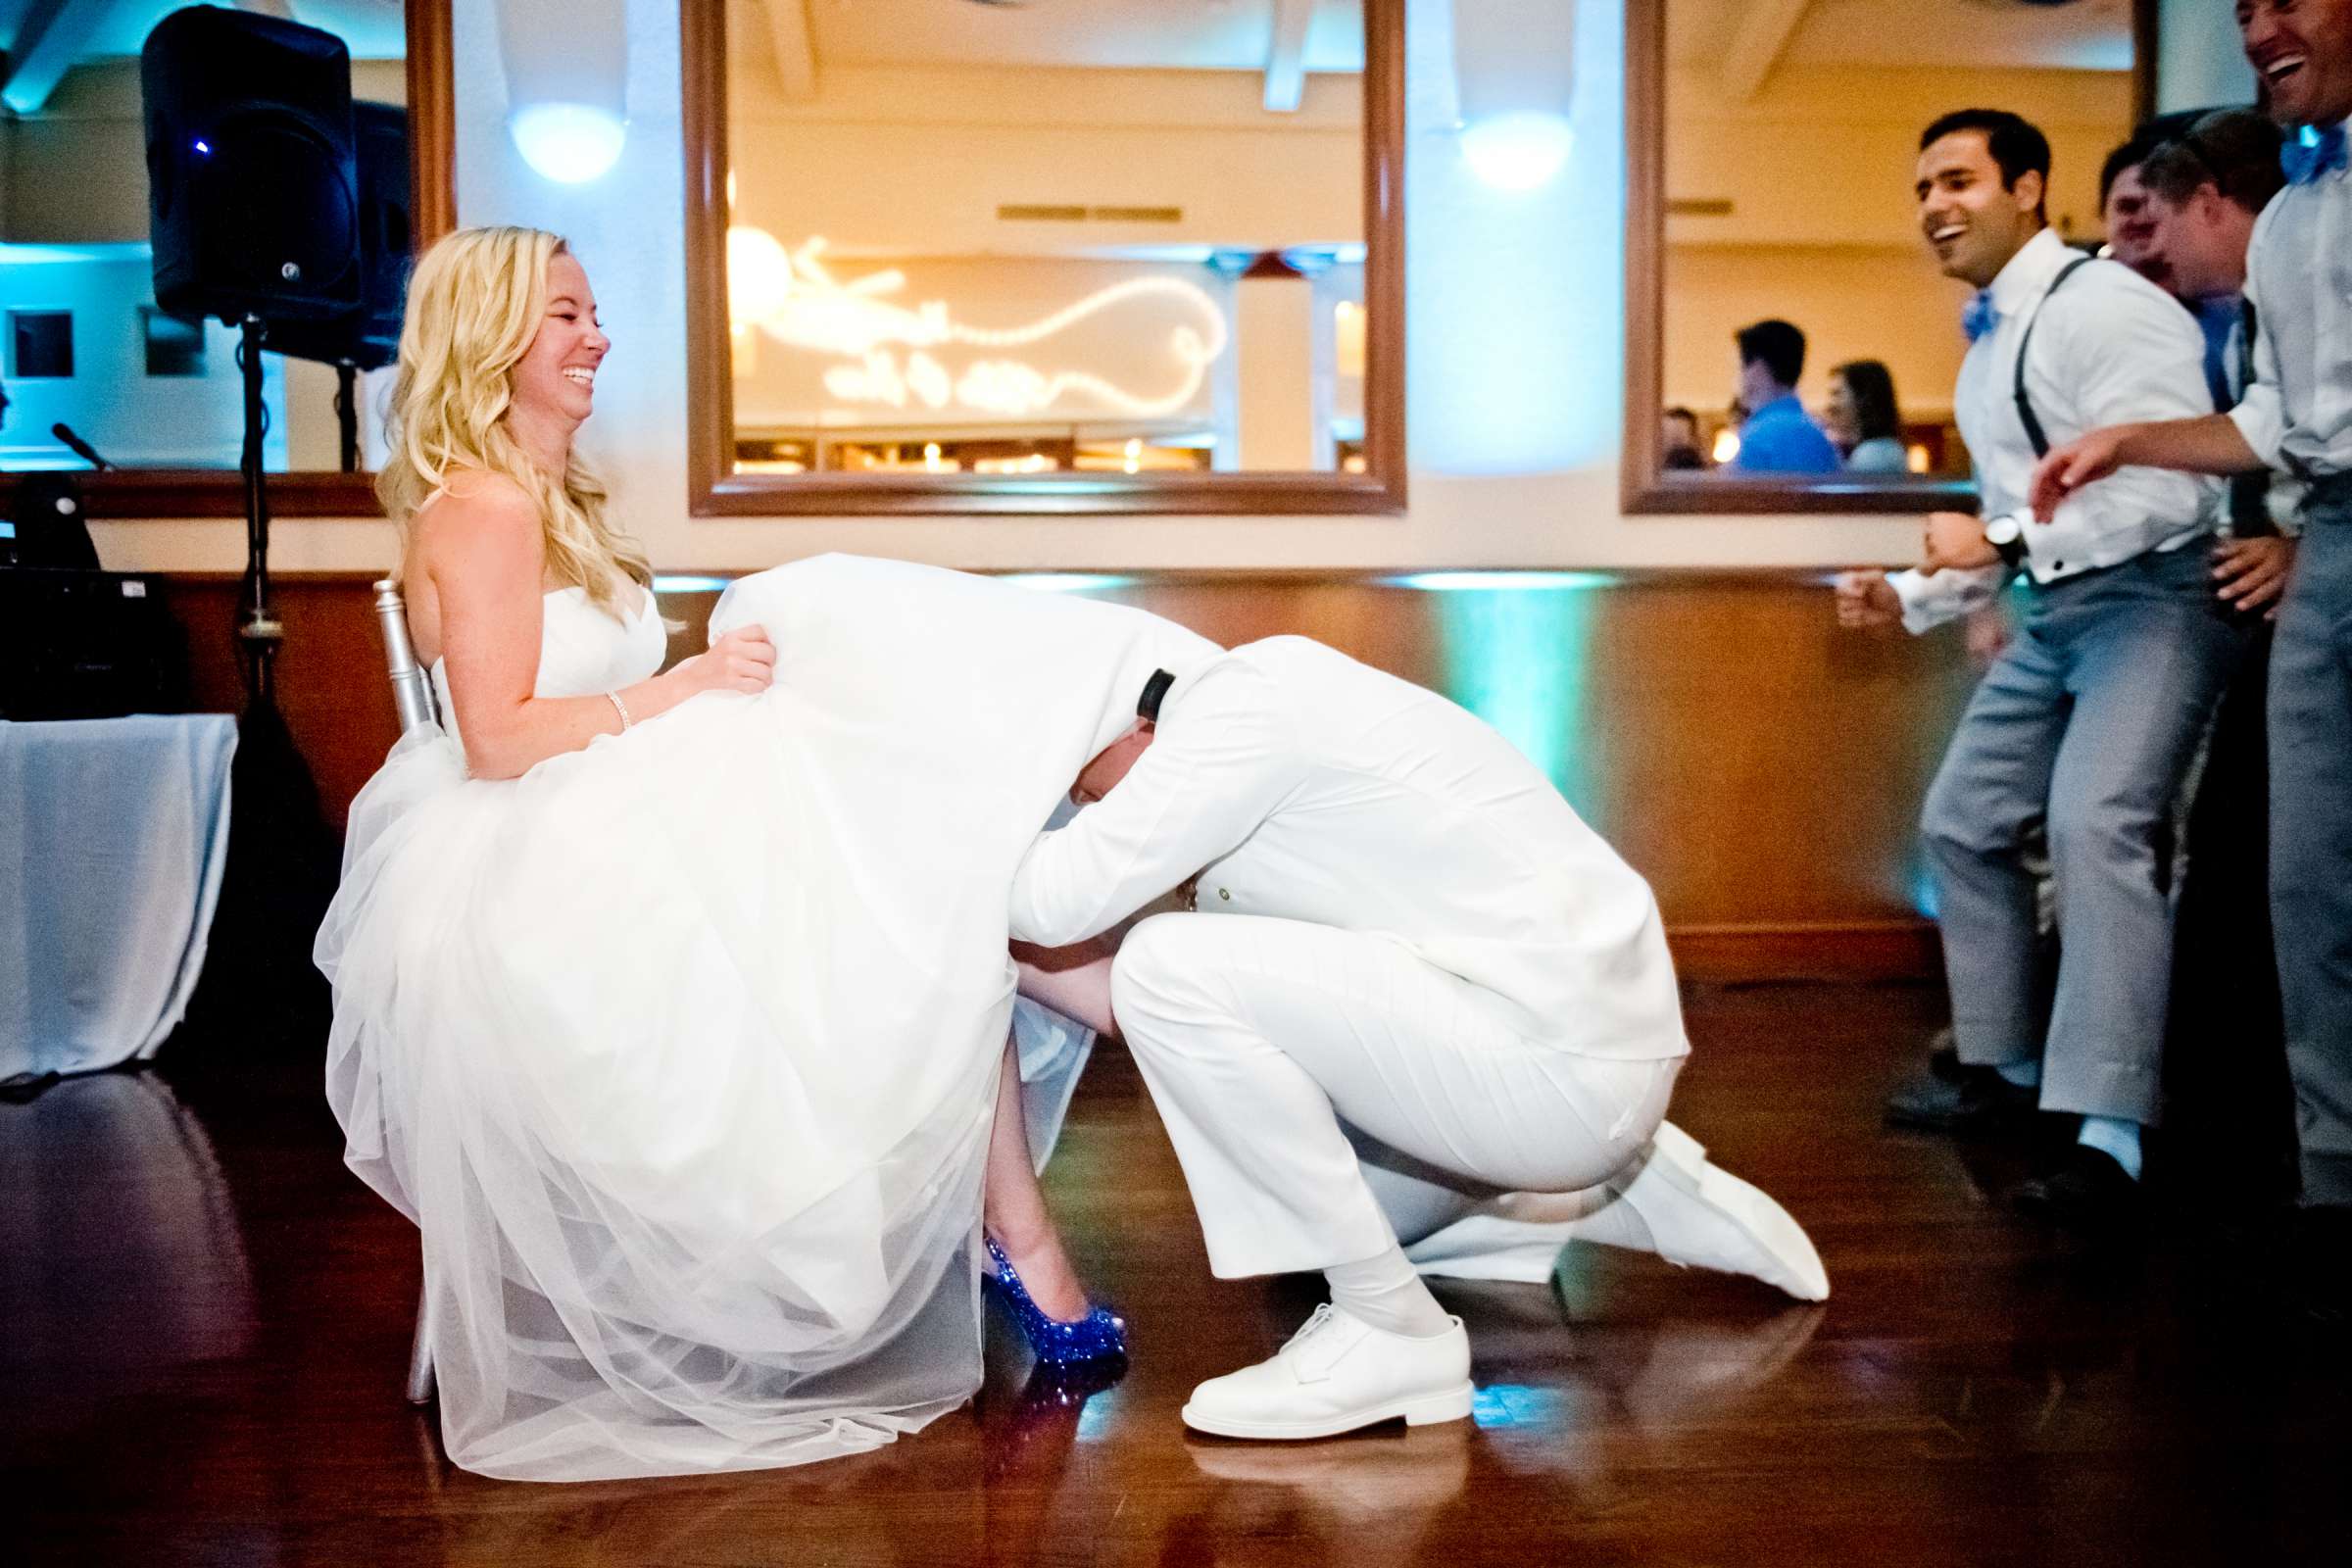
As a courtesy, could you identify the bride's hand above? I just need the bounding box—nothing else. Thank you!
[670,625,776,697]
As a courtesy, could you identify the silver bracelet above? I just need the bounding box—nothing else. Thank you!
[606,690,632,731]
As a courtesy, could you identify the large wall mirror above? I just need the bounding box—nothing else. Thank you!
[683,0,1404,515]
[0,0,454,518]
[1624,0,2152,514]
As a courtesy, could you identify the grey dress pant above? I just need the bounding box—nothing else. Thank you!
[1922,544,2246,1126]
[2272,476,2352,1205]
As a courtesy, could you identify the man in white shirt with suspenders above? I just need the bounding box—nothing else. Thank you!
[2036,0,2352,1318]
[1837,109,2243,1233]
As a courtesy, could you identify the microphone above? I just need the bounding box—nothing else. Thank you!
[51,423,113,471]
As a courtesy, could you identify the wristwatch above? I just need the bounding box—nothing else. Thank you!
[1983,514,2029,568]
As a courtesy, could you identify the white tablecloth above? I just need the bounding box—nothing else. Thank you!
[1,714,236,1081]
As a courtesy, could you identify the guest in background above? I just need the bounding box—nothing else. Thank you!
[2034,0,2352,1315]
[2132,106,2299,1213]
[1825,360,1910,473]
[2106,110,2244,399]
[2100,125,2179,286]
[2141,110,2290,420]
[1727,319,1840,474]
[1662,406,1708,469]
[1835,107,2239,1234]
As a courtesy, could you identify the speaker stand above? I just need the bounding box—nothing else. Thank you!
[333,362,360,473]
[236,315,283,702]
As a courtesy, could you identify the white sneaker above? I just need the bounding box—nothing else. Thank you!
[1180,1304,1475,1441]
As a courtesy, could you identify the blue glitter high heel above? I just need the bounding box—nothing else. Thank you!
[983,1234,1129,1365]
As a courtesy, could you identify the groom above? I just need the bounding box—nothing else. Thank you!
[1010,633,1829,1441]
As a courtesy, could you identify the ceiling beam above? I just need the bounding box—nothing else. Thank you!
[1720,0,1813,104]
[1,0,101,115]
[757,0,816,102]
[1263,0,1312,113]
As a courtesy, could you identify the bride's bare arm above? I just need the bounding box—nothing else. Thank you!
[420,480,773,780]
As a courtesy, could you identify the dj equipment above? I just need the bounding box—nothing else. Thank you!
[0,569,187,720]
[3,474,100,571]
[141,6,360,328]
[50,423,113,471]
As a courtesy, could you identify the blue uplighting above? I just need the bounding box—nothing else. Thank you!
[1910,863,1940,921]
[1429,579,1600,812]
[193,139,211,155]
[1074,1387,1121,1442]
[652,574,732,595]
[1472,1383,1569,1430]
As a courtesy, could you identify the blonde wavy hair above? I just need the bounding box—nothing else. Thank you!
[379,225,650,615]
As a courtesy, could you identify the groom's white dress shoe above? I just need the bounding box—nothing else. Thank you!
[1620,1122,1829,1300]
[1180,1304,1475,1441]
[1404,1122,1831,1302]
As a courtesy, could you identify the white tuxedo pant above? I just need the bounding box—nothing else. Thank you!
[1108,912,1684,1279]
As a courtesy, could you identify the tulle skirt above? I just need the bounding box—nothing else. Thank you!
[317,683,1047,1481]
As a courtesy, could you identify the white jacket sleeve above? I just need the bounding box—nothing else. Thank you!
[1008,660,1301,948]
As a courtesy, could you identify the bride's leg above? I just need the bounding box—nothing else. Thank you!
[984,1031,1093,1322]
[1011,937,1119,1038]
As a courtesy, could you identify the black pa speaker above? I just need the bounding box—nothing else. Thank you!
[141,6,360,328]
[261,102,412,371]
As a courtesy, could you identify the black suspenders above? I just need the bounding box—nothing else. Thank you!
[2011,255,2095,460]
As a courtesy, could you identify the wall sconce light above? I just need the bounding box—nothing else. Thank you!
[1451,0,1578,192]
[498,0,629,183]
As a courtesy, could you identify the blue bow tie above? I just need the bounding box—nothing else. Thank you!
[1962,290,1997,343]
[2283,121,2349,185]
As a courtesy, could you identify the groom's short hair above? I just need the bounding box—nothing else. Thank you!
[1138,669,1175,722]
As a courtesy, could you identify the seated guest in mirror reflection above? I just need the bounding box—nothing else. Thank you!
[1661,405,1708,469]
[1834,108,2241,1234]
[1725,318,1839,473]
[1825,360,1909,473]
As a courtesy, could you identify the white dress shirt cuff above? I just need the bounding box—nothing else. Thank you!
[2228,387,2287,471]
[1888,565,2000,635]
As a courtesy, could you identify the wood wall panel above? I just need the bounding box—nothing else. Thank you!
[154,569,1973,979]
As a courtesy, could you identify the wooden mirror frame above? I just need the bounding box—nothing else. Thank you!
[1619,0,2156,515]
[0,0,456,521]
[680,0,1407,516]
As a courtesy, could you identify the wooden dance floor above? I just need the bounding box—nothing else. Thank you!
[9,979,2347,1566]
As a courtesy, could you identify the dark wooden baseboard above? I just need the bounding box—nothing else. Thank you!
[1666,921,1942,984]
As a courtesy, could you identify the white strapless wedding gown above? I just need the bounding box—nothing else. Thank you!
[319,558,1216,1481]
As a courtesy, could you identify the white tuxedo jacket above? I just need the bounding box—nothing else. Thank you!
[1008,636,1688,1061]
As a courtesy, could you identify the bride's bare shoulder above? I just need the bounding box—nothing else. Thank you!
[410,469,541,578]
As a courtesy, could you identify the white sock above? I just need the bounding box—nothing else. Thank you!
[1995,1060,2042,1089]
[1326,1242,1452,1339]
[2077,1115,2143,1181]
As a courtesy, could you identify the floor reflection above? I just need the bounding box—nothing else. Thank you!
[0,1068,256,1400]
[15,986,2352,1565]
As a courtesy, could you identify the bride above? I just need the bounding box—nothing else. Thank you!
[318,226,1188,1481]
